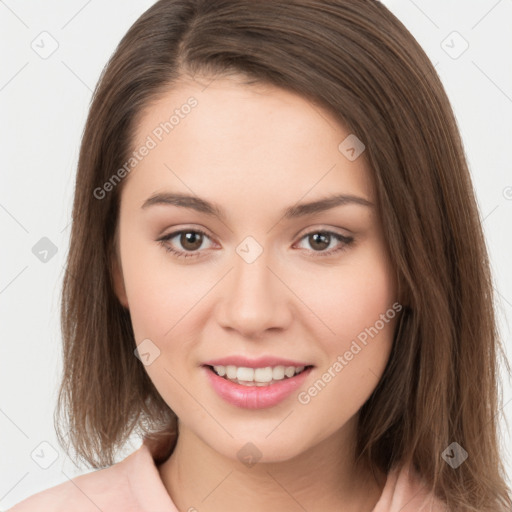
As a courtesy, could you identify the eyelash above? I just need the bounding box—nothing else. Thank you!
[157,228,354,260]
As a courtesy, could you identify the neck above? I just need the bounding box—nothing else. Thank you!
[157,416,385,512]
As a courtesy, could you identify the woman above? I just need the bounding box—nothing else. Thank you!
[8,1,511,511]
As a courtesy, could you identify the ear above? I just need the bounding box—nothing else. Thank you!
[110,247,129,309]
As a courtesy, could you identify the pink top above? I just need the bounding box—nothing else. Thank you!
[8,438,447,512]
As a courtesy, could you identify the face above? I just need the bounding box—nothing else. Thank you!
[112,74,399,463]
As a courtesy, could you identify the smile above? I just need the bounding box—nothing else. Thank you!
[202,364,314,409]
[210,364,309,385]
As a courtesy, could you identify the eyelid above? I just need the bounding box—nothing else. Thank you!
[158,226,216,249]
[294,224,353,239]
[157,225,355,260]
[292,229,354,257]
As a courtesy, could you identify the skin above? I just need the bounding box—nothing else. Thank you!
[112,74,398,512]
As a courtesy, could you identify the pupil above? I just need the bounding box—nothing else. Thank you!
[181,231,202,250]
[310,233,329,250]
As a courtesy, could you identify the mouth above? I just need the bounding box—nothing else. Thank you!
[204,364,314,387]
[203,362,314,409]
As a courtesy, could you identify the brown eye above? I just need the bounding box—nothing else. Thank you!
[179,231,204,251]
[157,228,214,259]
[295,230,354,258]
[308,232,330,251]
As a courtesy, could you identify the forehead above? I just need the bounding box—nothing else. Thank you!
[125,75,375,215]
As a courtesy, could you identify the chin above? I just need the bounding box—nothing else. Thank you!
[203,429,313,466]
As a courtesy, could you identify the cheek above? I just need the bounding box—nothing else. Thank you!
[120,240,202,414]
[118,229,207,340]
[299,289,397,434]
[298,240,397,347]
[118,228,213,409]
[303,243,397,414]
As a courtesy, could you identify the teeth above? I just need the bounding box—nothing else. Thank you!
[284,366,296,378]
[237,367,254,381]
[215,365,226,377]
[212,364,306,384]
[254,367,273,382]
[226,365,237,379]
[272,365,285,380]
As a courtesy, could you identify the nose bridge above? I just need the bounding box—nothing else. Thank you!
[218,236,291,336]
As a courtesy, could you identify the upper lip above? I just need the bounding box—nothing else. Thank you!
[202,355,313,368]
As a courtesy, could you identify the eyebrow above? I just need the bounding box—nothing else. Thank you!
[141,192,373,221]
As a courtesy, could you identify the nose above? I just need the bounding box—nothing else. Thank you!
[216,247,293,339]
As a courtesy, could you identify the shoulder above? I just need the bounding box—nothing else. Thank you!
[7,442,161,512]
[7,466,126,512]
[373,463,448,512]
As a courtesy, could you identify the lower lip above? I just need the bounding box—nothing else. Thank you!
[203,365,313,409]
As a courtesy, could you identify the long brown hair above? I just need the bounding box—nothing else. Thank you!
[55,1,511,510]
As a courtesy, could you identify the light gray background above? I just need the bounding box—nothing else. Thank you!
[1,0,511,509]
